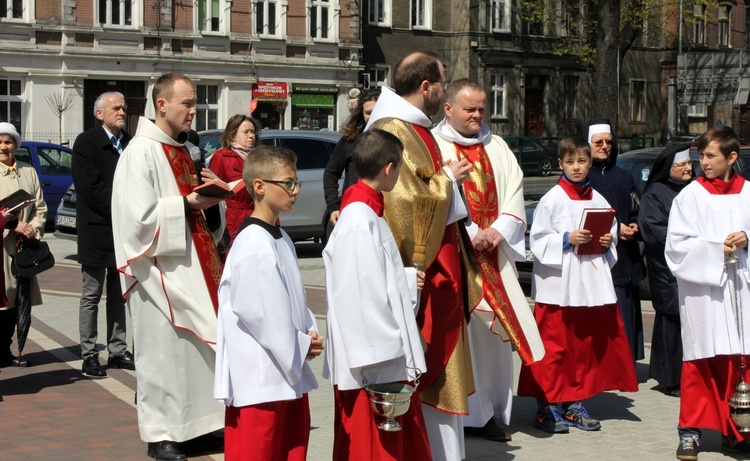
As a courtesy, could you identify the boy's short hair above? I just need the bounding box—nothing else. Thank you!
[243,146,297,199]
[698,126,740,158]
[352,129,404,179]
[557,135,591,160]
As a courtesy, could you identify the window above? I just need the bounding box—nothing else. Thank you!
[197,0,220,33]
[412,0,431,29]
[630,80,645,123]
[490,74,507,118]
[564,75,579,120]
[692,5,705,45]
[196,85,219,131]
[310,0,335,41]
[367,68,388,88]
[368,0,390,26]
[687,104,707,117]
[718,5,731,47]
[0,0,22,19]
[255,0,282,37]
[491,0,509,33]
[99,0,132,26]
[561,0,581,38]
[0,79,22,133]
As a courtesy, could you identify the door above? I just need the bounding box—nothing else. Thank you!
[524,76,547,137]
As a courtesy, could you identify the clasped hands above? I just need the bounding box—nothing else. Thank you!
[306,331,324,360]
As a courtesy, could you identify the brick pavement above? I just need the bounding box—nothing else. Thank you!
[0,237,739,461]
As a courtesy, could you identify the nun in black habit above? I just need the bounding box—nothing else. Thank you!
[637,144,694,396]
[582,120,646,362]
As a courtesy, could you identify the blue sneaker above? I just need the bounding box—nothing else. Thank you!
[533,405,569,434]
[560,402,601,431]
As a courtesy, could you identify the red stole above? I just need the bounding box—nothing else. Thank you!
[558,175,593,200]
[455,142,536,364]
[410,124,467,394]
[697,173,745,195]
[161,143,222,314]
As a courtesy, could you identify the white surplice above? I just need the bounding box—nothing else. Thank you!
[434,120,542,428]
[322,201,426,390]
[531,184,619,307]
[112,117,224,442]
[666,180,750,361]
[215,220,319,407]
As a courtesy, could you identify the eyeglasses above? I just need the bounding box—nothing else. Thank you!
[262,179,302,192]
[672,160,692,170]
[430,81,449,91]
[593,139,614,147]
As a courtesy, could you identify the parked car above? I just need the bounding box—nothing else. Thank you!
[56,129,343,245]
[14,141,73,226]
[505,137,558,176]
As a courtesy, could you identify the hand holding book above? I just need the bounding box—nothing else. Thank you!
[574,208,616,256]
[194,178,246,198]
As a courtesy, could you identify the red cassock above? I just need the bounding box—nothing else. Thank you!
[680,355,750,441]
[517,303,638,402]
[224,395,310,461]
[333,387,433,461]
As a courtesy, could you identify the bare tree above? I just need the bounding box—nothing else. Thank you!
[45,91,76,144]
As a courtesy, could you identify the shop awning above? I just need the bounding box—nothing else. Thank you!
[291,93,334,108]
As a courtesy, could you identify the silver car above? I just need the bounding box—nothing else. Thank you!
[54,129,342,245]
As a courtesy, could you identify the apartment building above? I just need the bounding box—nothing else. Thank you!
[0,0,362,144]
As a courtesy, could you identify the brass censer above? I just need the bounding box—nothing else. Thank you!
[726,252,750,431]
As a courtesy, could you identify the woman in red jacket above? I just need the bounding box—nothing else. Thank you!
[210,115,263,242]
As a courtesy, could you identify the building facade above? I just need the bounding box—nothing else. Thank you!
[0,0,362,144]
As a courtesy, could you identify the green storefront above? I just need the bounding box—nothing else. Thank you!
[291,85,338,131]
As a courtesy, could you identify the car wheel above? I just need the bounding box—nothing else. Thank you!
[539,158,553,176]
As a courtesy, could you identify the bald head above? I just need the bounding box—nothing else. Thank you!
[393,51,443,96]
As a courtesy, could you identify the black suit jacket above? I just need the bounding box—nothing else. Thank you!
[72,125,131,267]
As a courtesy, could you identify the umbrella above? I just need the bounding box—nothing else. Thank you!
[14,275,31,366]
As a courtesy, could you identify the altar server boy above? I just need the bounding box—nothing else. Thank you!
[517,136,638,434]
[214,146,324,461]
[667,126,750,461]
[323,128,432,461]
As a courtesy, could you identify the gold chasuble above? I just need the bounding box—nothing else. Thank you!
[372,117,480,413]
[161,143,223,313]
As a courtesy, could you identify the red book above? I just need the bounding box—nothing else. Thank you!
[575,208,616,256]
[194,178,245,198]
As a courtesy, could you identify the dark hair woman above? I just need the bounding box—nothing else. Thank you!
[209,114,263,241]
[323,89,380,226]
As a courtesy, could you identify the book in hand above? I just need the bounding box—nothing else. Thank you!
[575,208,616,256]
[194,179,245,198]
[0,189,35,214]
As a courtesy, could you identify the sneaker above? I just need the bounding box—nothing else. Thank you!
[722,436,750,456]
[533,405,569,434]
[561,402,602,431]
[676,434,699,461]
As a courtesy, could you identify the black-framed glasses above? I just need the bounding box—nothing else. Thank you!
[262,178,302,192]
[593,139,614,147]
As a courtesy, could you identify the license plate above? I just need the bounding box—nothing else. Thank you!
[56,215,76,228]
[525,250,535,262]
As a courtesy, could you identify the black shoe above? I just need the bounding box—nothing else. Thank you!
[0,353,14,368]
[82,356,107,377]
[147,441,187,460]
[722,436,750,456]
[108,351,136,370]
[465,419,512,442]
[665,385,681,398]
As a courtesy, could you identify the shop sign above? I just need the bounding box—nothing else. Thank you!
[292,84,339,94]
[252,82,288,101]
[291,93,334,108]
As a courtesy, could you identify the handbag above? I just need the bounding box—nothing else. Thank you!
[11,239,55,279]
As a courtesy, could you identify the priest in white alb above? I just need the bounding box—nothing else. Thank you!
[433,79,545,442]
[112,73,225,461]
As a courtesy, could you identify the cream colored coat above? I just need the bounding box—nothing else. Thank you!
[0,160,46,309]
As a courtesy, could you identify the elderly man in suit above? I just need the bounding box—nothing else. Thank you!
[73,91,134,377]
